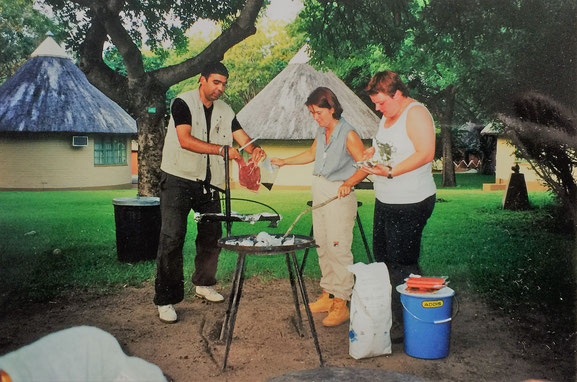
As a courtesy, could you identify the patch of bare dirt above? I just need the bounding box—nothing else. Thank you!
[0,277,574,382]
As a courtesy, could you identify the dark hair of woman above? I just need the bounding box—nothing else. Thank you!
[305,87,344,119]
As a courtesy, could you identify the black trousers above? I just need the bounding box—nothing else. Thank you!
[372,194,436,323]
[154,172,222,306]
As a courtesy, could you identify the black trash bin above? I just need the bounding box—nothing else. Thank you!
[113,196,161,262]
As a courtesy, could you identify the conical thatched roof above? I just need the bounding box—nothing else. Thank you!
[481,122,500,135]
[0,37,136,134]
[237,46,379,140]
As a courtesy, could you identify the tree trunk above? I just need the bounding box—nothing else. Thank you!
[479,135,496,175]
[134,90,167,197]
[441,126,456,187]
[441,86,457,187]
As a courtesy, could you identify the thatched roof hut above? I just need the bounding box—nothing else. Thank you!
[234,46,379,190]
[0,36,136,190]
[237,45,379,140]
[0,37,136,134]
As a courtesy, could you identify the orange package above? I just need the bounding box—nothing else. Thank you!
[406,276,447,292]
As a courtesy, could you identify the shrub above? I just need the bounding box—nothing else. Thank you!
[500,92,577,227]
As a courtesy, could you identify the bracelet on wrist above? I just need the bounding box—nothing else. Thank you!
[387,165,393,179]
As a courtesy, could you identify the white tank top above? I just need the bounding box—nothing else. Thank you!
[372,102,436,204]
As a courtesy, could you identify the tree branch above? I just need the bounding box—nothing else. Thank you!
[152,0,265,88]
[77,17,129,109]
[95,6,145,80]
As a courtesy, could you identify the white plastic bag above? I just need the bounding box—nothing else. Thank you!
[348,262,392,359]
[0,326,167,382]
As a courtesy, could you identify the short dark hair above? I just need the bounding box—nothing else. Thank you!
[365,70,408,97]
[305,87,343,119]
[200,61,229,80]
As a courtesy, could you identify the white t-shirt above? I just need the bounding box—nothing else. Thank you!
[372,102,436,204]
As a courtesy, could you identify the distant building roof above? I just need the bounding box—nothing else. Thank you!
[481,122,500,135]
[0,37,136,134]
[237,45,379,140]
[30,36,71,59]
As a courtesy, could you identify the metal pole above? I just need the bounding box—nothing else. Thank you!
[286,253,305,336]
[355,208,374,263]
[223,145,231,237]
[299,225,314,275]
[221,252,246,371]
[290,251,324,367]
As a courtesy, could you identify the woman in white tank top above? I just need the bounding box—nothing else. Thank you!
[360,71,437,340]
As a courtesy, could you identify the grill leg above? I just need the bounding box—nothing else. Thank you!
[298,225,314,275]
[290,251,324,367]
[220,253,246,371]
[355,212,374,263]
[286,252,305,336]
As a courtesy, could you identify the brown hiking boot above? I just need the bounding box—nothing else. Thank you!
[308,291,333,313]
[322,298,349,327]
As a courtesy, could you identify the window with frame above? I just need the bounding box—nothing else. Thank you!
[94,136,127,165]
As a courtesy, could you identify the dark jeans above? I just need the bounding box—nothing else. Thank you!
[373,194,436,323]
[154,172,222,306]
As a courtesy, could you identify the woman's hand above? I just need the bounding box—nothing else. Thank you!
[361,163,388,176]
[361,146,376,161]
[337,183,353,198]
[270,158,286,167]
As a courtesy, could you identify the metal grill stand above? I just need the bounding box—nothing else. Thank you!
[218,235,324,371]
[201,149,319,370]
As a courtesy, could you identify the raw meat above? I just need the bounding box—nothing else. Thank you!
[237,157,261,192]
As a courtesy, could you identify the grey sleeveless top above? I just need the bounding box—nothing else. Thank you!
[313,118,358,181]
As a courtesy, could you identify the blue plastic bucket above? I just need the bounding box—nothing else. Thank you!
[396,284,455,359]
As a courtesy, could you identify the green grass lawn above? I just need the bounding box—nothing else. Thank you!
[0,174,574,316]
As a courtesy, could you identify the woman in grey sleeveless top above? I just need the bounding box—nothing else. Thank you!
[271,87,367,327]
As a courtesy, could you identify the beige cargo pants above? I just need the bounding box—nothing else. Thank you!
[311,175,357,301]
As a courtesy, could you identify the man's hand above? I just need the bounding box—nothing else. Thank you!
[251,147,266,163]
[225,146,241,161]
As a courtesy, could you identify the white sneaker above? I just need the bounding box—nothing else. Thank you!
[157,304,177,323]
[195,286,224,303]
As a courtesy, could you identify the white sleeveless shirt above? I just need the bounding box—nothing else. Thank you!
[372,102,436,204]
